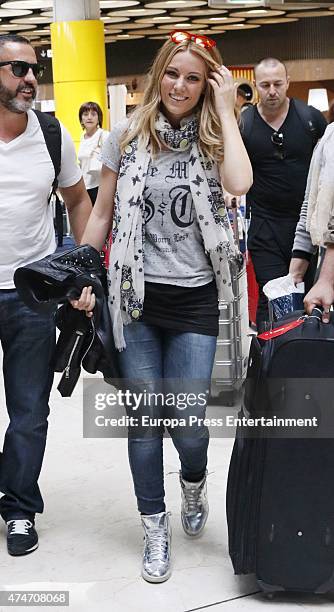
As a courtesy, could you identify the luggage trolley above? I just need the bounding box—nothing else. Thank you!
[210,202,249,406]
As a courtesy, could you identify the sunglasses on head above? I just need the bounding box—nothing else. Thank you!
[0,60,45,80]
[170,30,216,50]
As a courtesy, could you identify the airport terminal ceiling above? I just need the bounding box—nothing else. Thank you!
[0,0,333,79]
[0,0,333,46]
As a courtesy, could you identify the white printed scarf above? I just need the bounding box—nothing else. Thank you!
[108,112,240,350]
[305,123,334,246]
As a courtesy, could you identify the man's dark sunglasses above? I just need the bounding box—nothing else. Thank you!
[0,60,45,79]
[271,131,284,147]
[271,131,285,159]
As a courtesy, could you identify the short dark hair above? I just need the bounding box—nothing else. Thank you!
[0,34,32,57]
[254,57,288,79]
[79,101,103,127]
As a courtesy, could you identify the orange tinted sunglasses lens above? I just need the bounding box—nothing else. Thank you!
[170,30,189,43]
[170,30,216,49]
[193,34,216,49]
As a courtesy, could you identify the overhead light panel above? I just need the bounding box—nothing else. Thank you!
[0,8,33,16]
[0,22,37,30]
[10,16,52,24]
[209,0,265,7]
[107,8,166,16]
[248,16,298,22]
[145,0,206,7]
[288,10,334,16]
[231,8,285,16]
[2,1,53,8]
[100,1,139,7]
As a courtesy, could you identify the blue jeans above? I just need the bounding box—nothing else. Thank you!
[117,322,217,515]
[0,290,56,522]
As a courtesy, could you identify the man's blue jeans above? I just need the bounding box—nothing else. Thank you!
[117,322,217,515]
[0,290,56,522]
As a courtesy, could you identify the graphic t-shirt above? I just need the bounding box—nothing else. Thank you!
[143,150,213,286]
[101,121,213,287]
[101,120,219,336]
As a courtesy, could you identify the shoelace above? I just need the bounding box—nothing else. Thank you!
[145,528,169,562]
[183,483,204,513]
[7,519,33,535]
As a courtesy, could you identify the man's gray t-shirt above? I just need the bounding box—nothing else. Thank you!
[101,121,213,287]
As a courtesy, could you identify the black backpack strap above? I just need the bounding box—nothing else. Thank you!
[239,104,256,142]
[293,98,319,147]
[239,106,255,219]
[53,194,64,247]
[33,109,64,247]
[33,109,61,189]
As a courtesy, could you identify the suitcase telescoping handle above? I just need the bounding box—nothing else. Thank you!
[310,306,323,320]
[231,199,240,248]
[230,199,245,273]
[305,305,332,325]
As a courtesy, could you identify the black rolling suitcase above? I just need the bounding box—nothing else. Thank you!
[226,308,334,594]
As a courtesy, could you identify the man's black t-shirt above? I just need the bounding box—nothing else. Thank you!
[243,99,327,221]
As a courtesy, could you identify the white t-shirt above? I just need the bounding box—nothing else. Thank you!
[77,127,109,190]
[0,110,82,289]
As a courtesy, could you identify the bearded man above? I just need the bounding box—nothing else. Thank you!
[0,34,91,556]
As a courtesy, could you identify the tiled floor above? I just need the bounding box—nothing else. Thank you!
[0,367,333,611]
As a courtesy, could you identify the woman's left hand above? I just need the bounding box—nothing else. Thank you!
[70,285,96,318]
[208,65,236,118]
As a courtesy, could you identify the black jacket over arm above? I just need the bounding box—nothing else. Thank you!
[14,244,119,396]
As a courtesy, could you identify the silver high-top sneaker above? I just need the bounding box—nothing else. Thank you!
[180,471,209,537]
[141,511,172,583]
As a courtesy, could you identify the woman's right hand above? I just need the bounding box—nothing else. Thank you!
[304,280,333,322]
[70,285,96,318]
[208,65,236,119]
[289,257,309,285]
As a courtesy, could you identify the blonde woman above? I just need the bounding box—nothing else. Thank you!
[74,31,252,582]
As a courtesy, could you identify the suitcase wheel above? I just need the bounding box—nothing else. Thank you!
[262,592,276,600]
[218,390,235,407]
